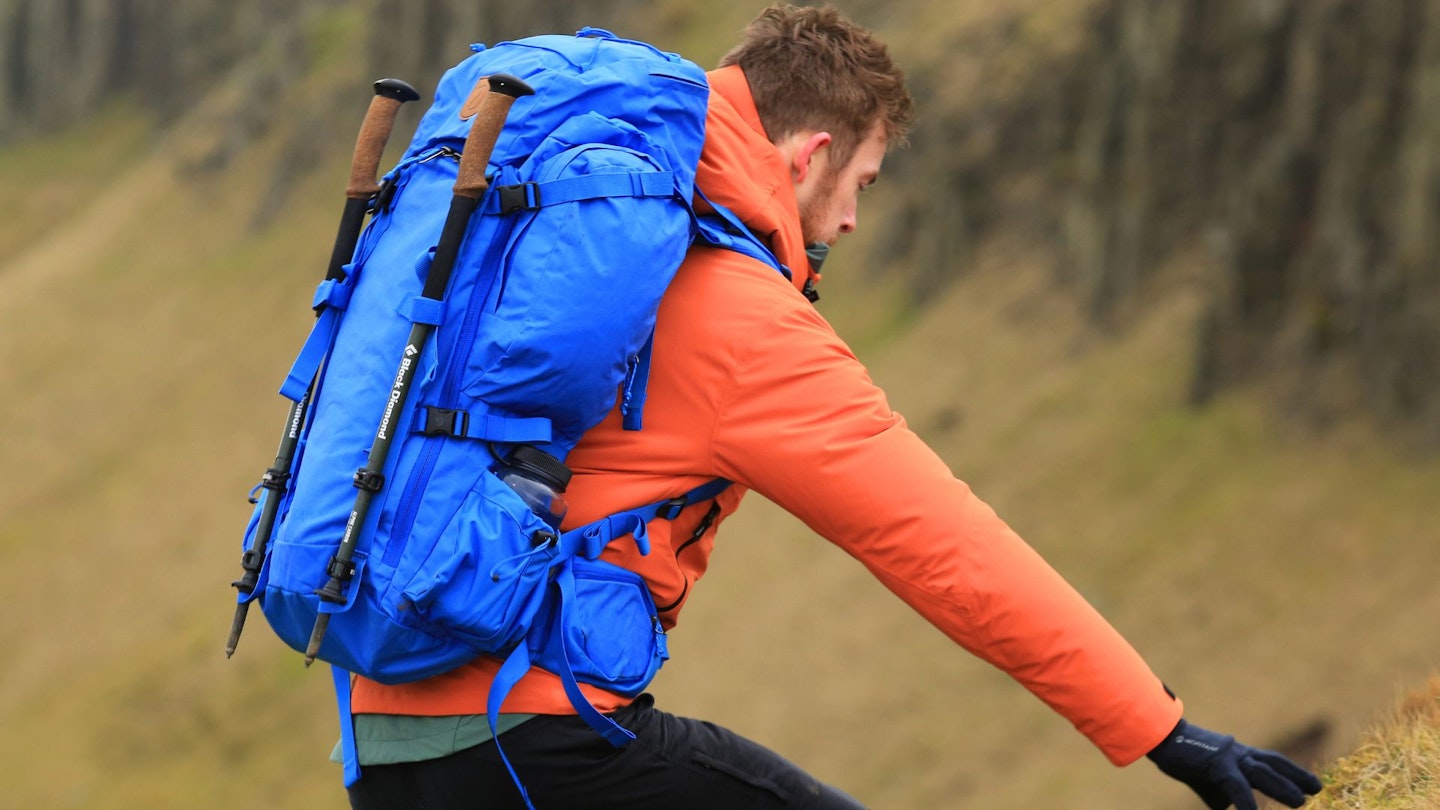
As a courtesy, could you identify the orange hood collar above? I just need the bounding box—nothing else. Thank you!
[696,65,816,294]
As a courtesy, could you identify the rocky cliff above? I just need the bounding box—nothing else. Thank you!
[4,0,1437,442]
[888,0,1440,442]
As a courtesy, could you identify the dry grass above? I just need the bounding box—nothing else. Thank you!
[1309,678,1440,809]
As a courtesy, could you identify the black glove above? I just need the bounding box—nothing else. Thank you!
[1147,718,1323,809]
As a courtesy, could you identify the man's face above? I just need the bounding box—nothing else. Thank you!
[794,121,887,247]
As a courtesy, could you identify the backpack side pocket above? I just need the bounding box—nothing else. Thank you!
[539,557,667,696]
[400,469,557,655]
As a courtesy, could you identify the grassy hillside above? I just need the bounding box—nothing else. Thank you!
[1,9,1438,810]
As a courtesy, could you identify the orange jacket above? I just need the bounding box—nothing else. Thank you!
[353,64,1182,767]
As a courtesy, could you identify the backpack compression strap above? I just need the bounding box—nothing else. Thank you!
[279,271,357,402]
[478,170,677,216]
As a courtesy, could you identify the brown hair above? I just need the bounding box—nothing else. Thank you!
[718,4,913,166]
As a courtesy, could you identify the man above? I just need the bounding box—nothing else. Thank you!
[344,6,1323,809]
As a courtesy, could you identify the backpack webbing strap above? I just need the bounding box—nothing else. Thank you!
[695,218,789,278]
[693,191,789,279]
[555,477,732,561]
[620,332,655,432]
[332,665,362,788]
[488,640,540,810]
[480,170,677,215]
[279,273,355,402]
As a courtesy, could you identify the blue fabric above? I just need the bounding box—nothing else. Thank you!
[245,26,711,682]
[238,27,754,800]
[402,295,445,326]
[333,665,361,787]
[479,480,731,782]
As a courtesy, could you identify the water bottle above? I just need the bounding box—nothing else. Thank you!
[496,444,571,530]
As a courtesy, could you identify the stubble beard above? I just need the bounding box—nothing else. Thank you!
[799,165,843,247]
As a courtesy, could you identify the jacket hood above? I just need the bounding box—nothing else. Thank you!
[695,65,815,294]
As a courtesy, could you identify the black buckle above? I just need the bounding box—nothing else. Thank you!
[239,548,263,574]
[498,182,541,214]
[260,466,291,491]
[325,556,353,580]
[656,496,688,520]
[374,173,400,213]
[420,406,468,437]
[353,468,385,492]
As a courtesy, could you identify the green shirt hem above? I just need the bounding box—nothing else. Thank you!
[329,713,536,766]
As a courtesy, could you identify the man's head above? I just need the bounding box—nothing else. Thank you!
[720,4,912,246]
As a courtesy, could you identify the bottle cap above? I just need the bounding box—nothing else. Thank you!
[508,445,572,492]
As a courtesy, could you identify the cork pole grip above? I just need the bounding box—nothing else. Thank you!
[346,78,421,200]
[454,74,535,200]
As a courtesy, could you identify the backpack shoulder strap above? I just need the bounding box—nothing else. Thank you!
[692,191,791,280]
[622,198,788,432]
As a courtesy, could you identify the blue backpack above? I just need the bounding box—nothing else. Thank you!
[225,28,784,805]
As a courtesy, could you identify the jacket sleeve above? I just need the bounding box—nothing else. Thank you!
[708,294,1182,766]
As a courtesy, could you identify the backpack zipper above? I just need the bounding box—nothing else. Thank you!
[384,187,519,567]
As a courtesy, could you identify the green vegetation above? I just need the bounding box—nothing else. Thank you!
[0,102,153,259]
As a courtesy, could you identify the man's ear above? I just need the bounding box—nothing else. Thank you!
[790,131,833,184]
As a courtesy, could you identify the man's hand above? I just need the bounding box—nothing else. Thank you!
[1146,719,1323,809]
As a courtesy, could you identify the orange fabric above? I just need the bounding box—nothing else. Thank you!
[352,65,1182,767]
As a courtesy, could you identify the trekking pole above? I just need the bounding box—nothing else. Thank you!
[226,78,421,658]
[303,73,536,666]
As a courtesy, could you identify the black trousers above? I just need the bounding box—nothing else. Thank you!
[346,694,866,809]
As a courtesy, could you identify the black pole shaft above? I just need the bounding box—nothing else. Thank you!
[227,78,419,659]
[325,197,371,281]
[224,389,309,656]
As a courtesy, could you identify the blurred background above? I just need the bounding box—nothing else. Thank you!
[2,0,1438,807]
